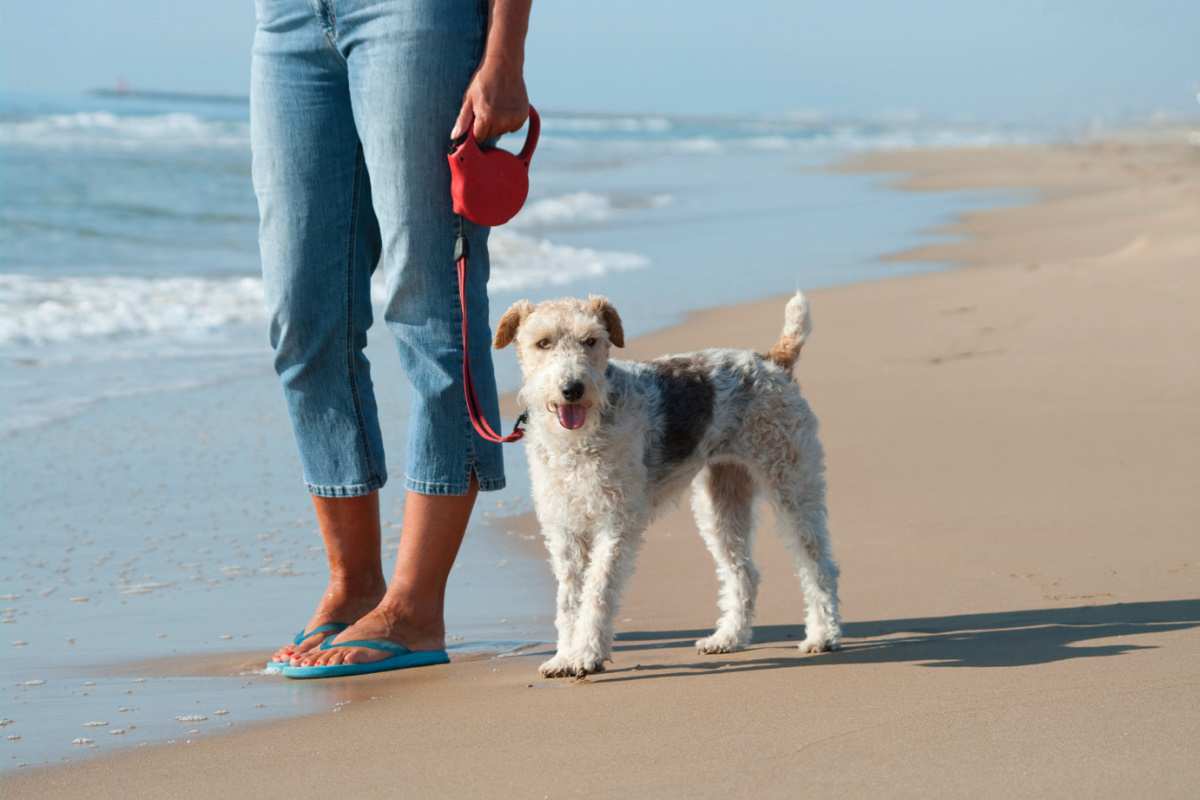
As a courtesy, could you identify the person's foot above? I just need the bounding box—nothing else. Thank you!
[270,579,386,664]
[290,599,445,667]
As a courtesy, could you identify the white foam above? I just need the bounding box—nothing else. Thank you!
[511,191,672,229]
[119,581,175,596]
[2,234,647,347]
[541,115,672,133]
[486,231,647,292]
[0,112,249,150]
[512,192,616,227]
[0,109,1032,158]
[539,128,1031,156]
[0,274,265,346]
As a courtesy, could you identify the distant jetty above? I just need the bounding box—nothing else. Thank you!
[88,88,249,105]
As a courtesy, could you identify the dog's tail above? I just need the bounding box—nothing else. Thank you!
[765,291,811,372]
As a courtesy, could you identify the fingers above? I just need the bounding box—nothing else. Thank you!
[451,100,474,140]
[471,110,490,141]
[455,101,526,141]
[472,105,529,142]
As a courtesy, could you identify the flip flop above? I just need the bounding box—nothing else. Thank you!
[281,637,450,679]
[264,622,350,671]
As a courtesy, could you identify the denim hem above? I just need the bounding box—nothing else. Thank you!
[306,475,387,498]
[404,473,506,496]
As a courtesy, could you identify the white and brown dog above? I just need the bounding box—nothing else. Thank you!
[494,292,840,678]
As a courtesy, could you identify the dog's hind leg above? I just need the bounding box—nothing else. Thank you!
[692,462,759,654]
[764,443,841,653]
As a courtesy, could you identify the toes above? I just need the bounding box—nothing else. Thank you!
[294,649,326,667]
[798,638,840,654]
[539,657,574,678]
[289,647,381,667]
[571,656,607,677]
[696,636,743,654]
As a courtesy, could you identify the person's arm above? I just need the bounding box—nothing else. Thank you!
[451,0,532,142]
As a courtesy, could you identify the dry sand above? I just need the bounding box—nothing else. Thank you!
[7,139,1199,798]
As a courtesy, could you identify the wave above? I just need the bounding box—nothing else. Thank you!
[512,191,672,228]
[0,111,249,150]
[487,231,647,292]
[0,231,647,347]
[0,107,1032,154]
[540,115,673,133]
[539,128,1031,155]
[0,274,265,345]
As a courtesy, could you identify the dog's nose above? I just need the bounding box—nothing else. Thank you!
[561,381,585,403]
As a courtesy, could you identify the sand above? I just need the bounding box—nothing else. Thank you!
[6,138,1199,798]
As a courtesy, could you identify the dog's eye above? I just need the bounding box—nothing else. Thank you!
[536,338,552,350]
[583,337,597,348]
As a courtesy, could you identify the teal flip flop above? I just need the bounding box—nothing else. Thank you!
[264,622,350,671]
[281,637,449,679]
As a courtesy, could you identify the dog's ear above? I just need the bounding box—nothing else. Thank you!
[588,295,625,348]
[494,300,533,349]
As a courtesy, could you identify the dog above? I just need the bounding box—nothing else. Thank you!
[494,292,841,678]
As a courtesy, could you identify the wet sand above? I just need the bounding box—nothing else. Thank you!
[6,137,1199,797]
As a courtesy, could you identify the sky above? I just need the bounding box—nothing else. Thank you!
[2,1,1197,123]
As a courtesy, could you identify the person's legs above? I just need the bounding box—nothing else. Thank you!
[295,0,507,667]
[270,495,387,664]
[301,480,479,667]
[252,0,389,661]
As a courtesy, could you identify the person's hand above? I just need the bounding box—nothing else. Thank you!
[451,58,529,142]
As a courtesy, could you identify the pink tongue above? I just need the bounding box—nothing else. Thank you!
[556,404,588,430]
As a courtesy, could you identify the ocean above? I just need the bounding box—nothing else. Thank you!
[0,90,1029,770]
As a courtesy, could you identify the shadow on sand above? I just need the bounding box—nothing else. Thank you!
[582,599,1200,684]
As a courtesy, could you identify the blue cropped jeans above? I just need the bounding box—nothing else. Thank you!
[250,0,505,497]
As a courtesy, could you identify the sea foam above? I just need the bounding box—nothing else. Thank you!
[0,230,646,348]
[0,111,249,150]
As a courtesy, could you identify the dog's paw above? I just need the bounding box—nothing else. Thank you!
[798,637,841,654]
[695,632,745,655]
[569,651,608,678]
[539,654,578,678]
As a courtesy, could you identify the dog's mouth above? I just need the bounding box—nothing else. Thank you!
[550,403,589,430]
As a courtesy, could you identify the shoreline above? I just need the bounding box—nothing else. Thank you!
[7,135,1199,796]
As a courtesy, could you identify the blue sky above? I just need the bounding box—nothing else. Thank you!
[3,1,1196,122]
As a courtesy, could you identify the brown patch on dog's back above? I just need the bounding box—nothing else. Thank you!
[652,357,714,465]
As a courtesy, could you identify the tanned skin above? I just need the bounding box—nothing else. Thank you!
[275,0,533,669]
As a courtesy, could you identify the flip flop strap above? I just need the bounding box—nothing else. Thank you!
[292,622,349,646]
[318,637,413,655]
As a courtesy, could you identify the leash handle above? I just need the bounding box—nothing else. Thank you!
[456,233,526,444]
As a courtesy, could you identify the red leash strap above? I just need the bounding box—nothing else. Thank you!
[456,233,526,444]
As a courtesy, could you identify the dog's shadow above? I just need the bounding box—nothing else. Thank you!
[577,599,1200,684]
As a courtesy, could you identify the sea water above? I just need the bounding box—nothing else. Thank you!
[0,91,1030,770]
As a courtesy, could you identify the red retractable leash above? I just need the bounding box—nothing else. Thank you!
[448,106,540,444]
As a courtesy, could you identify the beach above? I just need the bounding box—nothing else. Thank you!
[5,135,1198,796]
[1,97,1005,765]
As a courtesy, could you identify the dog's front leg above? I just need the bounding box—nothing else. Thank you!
[539,529,588,678]
[568,518,646,677]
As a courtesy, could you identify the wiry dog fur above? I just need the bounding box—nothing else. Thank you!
[495,292,840,677]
